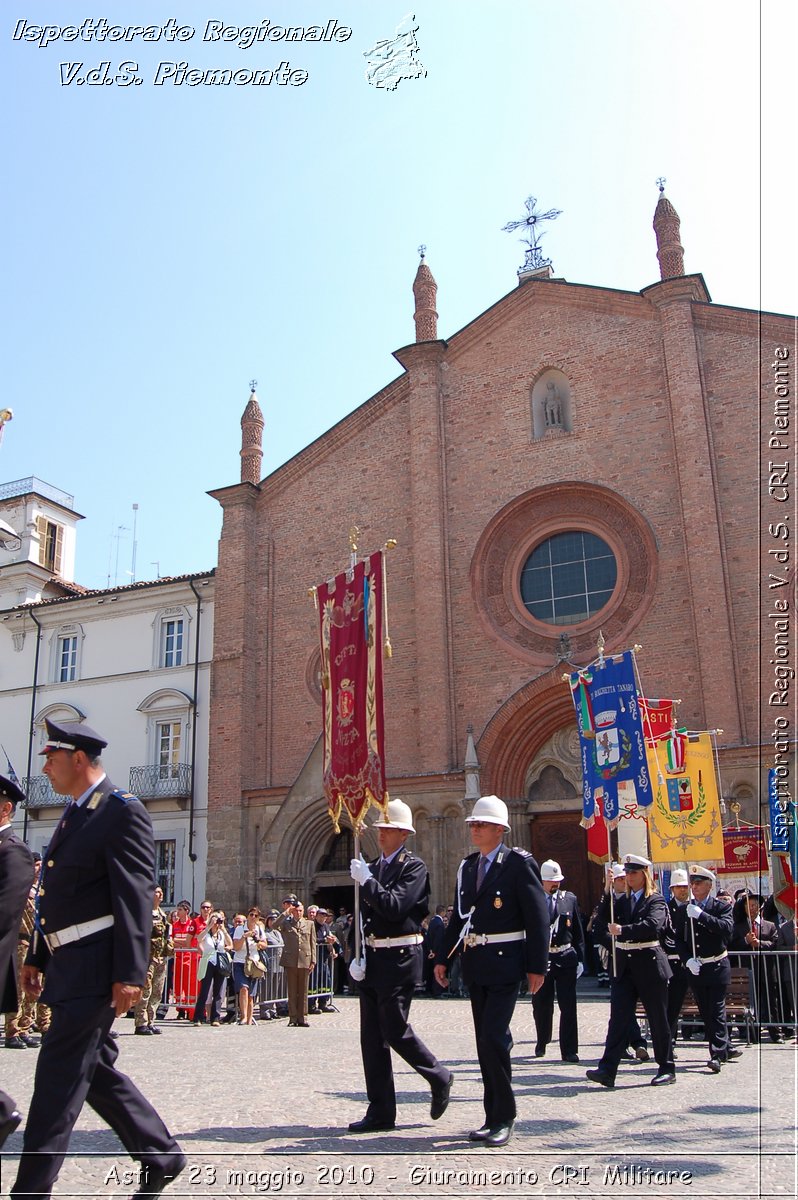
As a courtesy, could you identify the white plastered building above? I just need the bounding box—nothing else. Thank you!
[0,477,214,907]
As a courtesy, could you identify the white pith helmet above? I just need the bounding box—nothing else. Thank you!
[372,798,415,833]
[670,868,689,887]
[465,794,510,830]
[541,859,564,882]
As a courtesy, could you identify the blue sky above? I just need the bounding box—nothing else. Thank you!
[3,1,795,590]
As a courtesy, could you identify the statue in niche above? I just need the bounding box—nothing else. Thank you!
[543,380,563,428]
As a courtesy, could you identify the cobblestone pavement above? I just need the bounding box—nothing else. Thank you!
[1,987,795,1199]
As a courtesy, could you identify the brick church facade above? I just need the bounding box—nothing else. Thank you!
[206,193,791,915]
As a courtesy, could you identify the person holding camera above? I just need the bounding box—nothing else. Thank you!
[232,908,268,1026]
[275,897,316,1026]
[192,912,233,1026]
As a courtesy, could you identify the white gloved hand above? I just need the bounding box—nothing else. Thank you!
[349,855,373,885]
[686,956,701,975]
[576,962,585,980]
[349,957,366,982]
[686,902,703,920]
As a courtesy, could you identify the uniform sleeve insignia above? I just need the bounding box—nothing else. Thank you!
[110,789,136,804]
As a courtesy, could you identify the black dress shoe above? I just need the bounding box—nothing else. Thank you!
[585,1069,615,1088]
[634,1046,650,1063]
[726,1047,743,1060]
[534,1043,546,1058]
[430,1073,453,1120]
[347,1116,396,1133]
[561,1054,580,1063]
[135,1026,154,1036]
[0,1110,21,1149]
[5,1037,27,1049]
[707,1057,721,1073]
[148,1025,162,1035]
[650,1071,676,1086]
[484,1121,514,1147]
[130,1152,187,1199]
[19,1034,41,1047]
[469,1125,491,1142]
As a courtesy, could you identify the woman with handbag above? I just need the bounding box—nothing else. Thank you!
[192,913,234,1026]
[232,908,268,1026]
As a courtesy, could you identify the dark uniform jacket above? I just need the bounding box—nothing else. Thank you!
[27,777,155,1003]
[356,848,430,987]
[546,889,585,968]
[663,898,687,959]
[438,845,549,986]
[593,889,672,982]
[672,894,733,962]
[730,917,778,953]
[0,826,35,1015]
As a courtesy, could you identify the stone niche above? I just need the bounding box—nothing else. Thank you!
[531,368,573,439]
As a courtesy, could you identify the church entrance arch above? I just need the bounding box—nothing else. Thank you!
[479,673,603,914]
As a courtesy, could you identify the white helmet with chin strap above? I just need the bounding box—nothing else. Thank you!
[465,794,510,830]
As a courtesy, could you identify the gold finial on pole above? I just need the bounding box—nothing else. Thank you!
[596,630,605,667]
[730,800,741,830]
[385,538,397,551]
[347,526,360,581]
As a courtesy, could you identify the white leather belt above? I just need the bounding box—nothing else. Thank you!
[366,933,423,949]
[699,950,728,964]
[464,930,524,948]
[549,944,576,954]
[45,915,114,952]
[615,940,660,950]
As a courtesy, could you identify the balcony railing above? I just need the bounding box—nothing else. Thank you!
[128,763,192,801]
[22,775,67,810]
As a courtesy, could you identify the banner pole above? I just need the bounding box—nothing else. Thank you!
[353,826,361,963]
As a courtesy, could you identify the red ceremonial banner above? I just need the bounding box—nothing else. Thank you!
[586,796,610,864]
[718,827,768,874]
[317,553,388,832]
[638,697,674,746]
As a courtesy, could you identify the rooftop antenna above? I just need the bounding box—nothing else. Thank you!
[113,525,129,587]
[131,503,139,584]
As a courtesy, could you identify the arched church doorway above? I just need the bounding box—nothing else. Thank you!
[528,812,602,916]
[311,828,355,914]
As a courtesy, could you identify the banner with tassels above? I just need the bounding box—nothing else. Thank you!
[569,649,651,830]
[645,731,724,864]
[317,551,389,833]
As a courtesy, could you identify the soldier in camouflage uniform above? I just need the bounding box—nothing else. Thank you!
[133,885,174,1035]
[5,854,50,1049]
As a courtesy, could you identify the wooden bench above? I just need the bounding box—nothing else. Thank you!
[635,968,756,1044]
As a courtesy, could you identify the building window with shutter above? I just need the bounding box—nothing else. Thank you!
[36,516,64,574]
[157,721,182,779]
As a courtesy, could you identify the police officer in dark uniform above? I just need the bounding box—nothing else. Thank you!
[672,863,739,1073]
[435,795,549,1147]
[586,853,676,1089]
[0,772,35,1148]
[532,859,585,1062]
[11,720,185,1200]
[663,868,692,1047]
[347,799,453,1133]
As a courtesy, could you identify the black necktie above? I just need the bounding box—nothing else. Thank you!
[476,855,489,890]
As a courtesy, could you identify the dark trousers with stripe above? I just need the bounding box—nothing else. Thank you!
[599,968,674,1079]
[357,974,448,1122]
[11,996,179,1199]
[468,979,520,1126]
